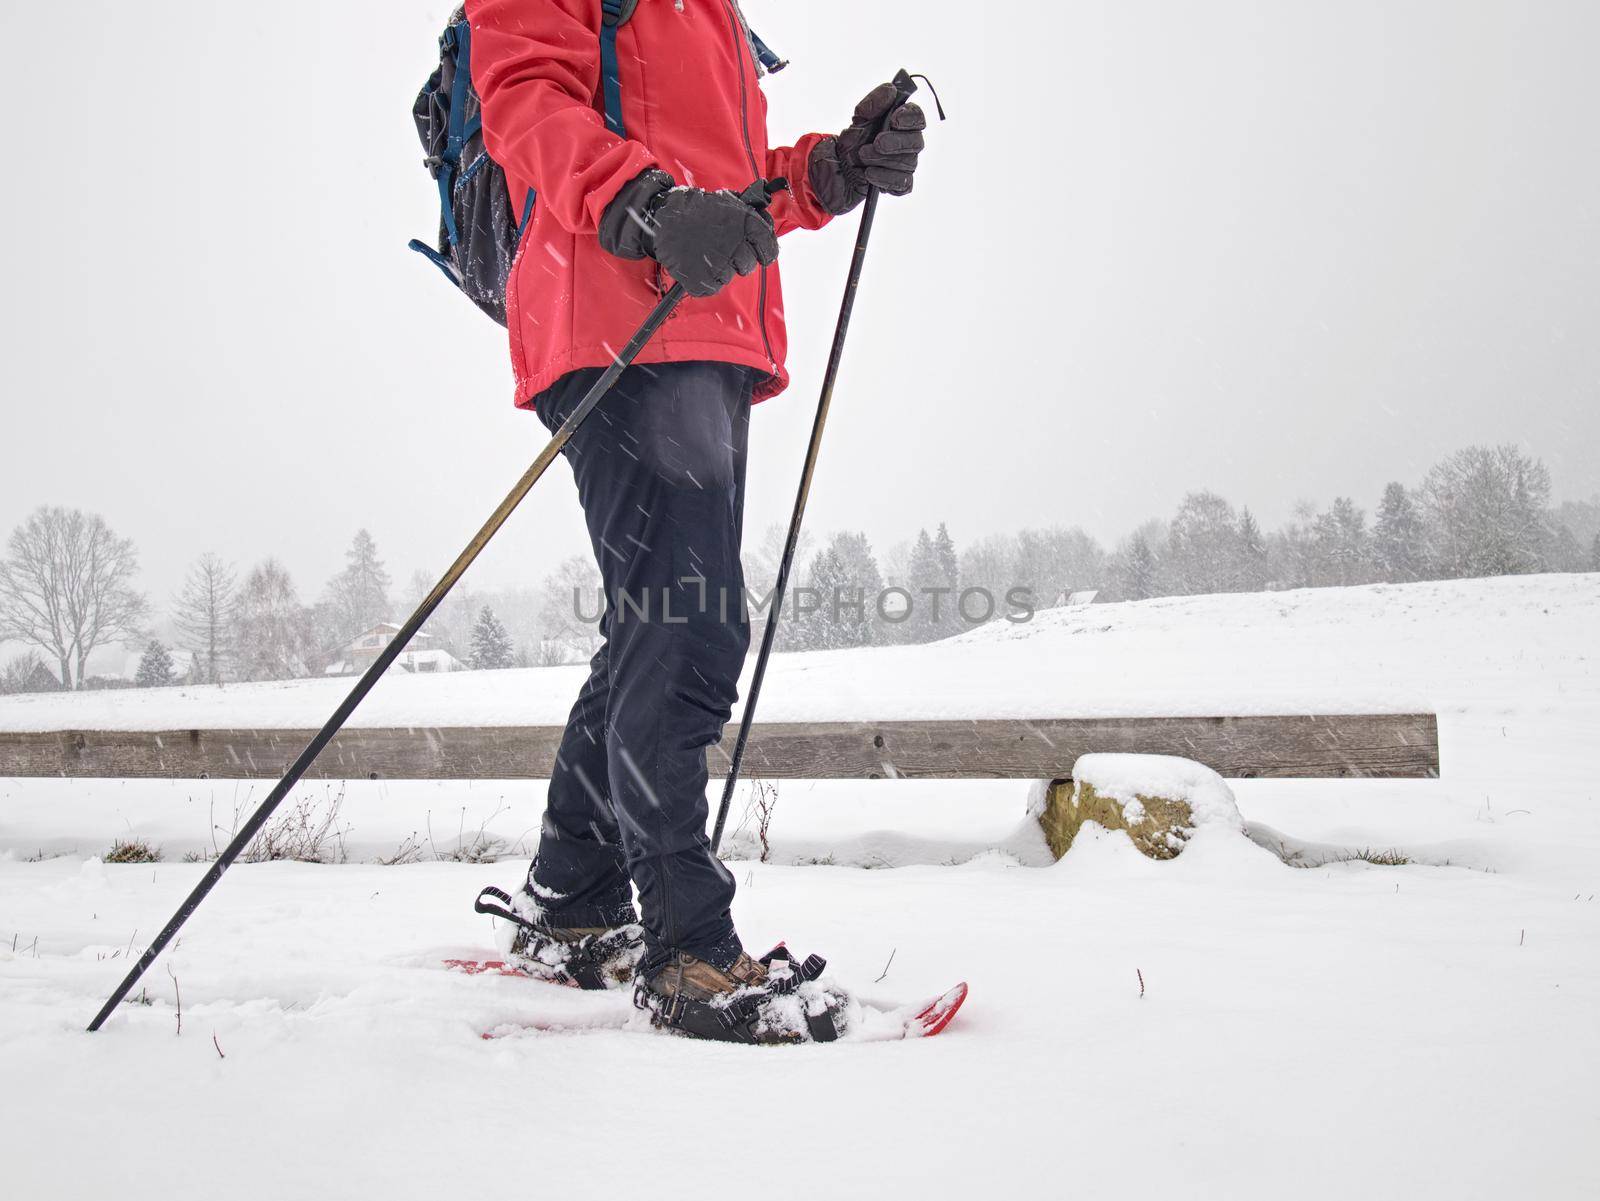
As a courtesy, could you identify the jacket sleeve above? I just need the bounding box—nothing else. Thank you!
[765,133,837,235]
[755,83,836,235]
[466,0,659,235]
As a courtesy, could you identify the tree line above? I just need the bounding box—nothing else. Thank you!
[1,443,1595,691]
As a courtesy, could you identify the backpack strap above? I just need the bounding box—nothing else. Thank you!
[437,18,475,248]
[748,29,788,74]
[599,0,633,137]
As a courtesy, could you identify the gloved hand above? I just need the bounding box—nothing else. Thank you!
[809,82,927,215]
[599,169,779,298]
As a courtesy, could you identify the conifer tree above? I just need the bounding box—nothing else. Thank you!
[827,531,885,647]
[1237,509,1267,590]
[135,640,176,688]
[1124,534,1158,601]
[790,548,850,651]
[1309,497,1371,587]
[469,605,516,670]
[1373,483,1428,583]
[326,529,392,644]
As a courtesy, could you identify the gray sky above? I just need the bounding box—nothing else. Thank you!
[3,0,1597,617]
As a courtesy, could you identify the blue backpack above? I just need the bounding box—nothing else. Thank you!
[410,2,785,326]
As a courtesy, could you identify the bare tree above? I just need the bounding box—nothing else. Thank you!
[536,554,603,664]
[1422,445,1554,578]
[0,506,148,689]
[173,553,238,685]
[233,559,310,681]
[1164,492,1244,595]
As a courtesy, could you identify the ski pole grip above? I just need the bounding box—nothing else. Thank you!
[888,70,946,124]
[892,68,918,106]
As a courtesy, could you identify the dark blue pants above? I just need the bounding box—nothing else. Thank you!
[528,361,753,973]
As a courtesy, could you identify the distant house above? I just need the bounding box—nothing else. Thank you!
[323,623,463,677]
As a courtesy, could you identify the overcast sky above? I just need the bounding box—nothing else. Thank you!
[3,0,1596,628]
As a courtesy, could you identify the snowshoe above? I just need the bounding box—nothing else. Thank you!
[474,885,643,991]
[633,944,850,1045]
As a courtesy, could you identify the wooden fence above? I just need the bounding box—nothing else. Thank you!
[0,713,1439,781]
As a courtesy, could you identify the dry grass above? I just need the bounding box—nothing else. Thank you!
[428,806,509,863]
[1297,846,1412,868]
[721,779,780,863]
[105,838,163,864]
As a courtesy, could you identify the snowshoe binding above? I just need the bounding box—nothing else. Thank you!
[634,944,851,1044]
[474,885,643,991]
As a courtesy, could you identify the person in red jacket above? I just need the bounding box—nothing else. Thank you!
[467,0,924,1042]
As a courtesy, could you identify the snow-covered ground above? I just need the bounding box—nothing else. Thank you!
[3,575,1598,1200]
[13,573,1591,732]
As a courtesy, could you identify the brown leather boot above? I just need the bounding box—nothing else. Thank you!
[635,947,849,1044]
[650,950,768,1000]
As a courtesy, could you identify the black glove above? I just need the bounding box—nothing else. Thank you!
[809,83,927,215]
[599,169,779,298]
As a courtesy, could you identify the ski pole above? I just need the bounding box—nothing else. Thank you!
[87,282,687,1032]
[710,71,940,854]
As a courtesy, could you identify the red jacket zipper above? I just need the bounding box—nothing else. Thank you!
[719,0,777,372]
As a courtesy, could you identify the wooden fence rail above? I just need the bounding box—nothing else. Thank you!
[0,713,1439,781]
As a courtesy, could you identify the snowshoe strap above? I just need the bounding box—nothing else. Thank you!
[475,886,622,990]
[563,949,609,992]
[758,945,828,992]
[474,886,532,928]
[637,985,759,1045]
[805,1008,842,1044]
[758,946,840,1041]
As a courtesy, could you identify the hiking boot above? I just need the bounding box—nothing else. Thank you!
[475,886,643,991]
[634,945,851,1044]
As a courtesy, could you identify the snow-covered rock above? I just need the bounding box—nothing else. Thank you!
[1035,753,1244,860]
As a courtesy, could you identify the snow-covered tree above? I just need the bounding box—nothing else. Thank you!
[1422,445,1554,578]
[959,533,1017,605]
[833,531,885,645]
[743,522,815,639]
[135,640,176,688]
[1592,532,1600,573]
[897,526,962,641]
[324,529,392,645]
[233,559,310,681]
[1552,498,1599,567]
[173,552,237,685]
[469,605,516,669]
[536,555,604,665]
[1308,497,1371,587]
[1236,509,1268,591]
[1012,526,1106,610]
[933,523,961,591]
[1119,533,1158,601]
[0,506,148,690]
[1164,492,1243,595]
[788,546,851,651]
[1373,483,1428,583]
[0,651,61,695]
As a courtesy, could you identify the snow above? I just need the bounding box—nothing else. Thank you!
[2,574,1599,1199]
[8,573,1594,734]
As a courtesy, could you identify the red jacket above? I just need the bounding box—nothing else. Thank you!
[466,0,837,407]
